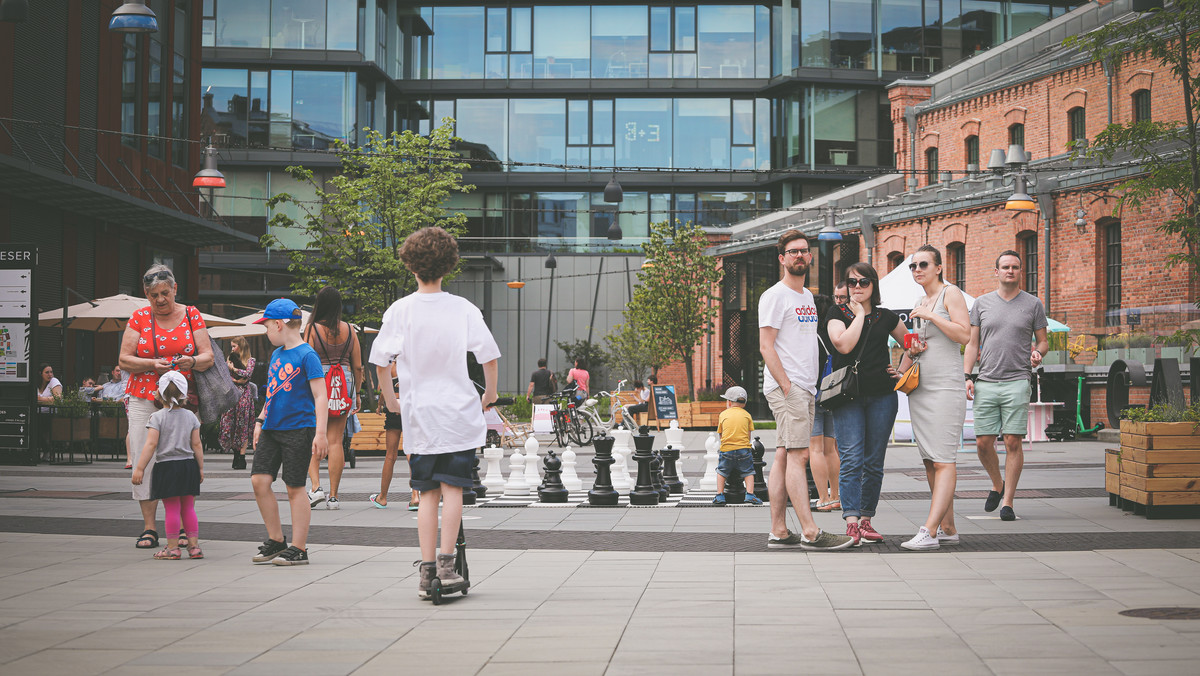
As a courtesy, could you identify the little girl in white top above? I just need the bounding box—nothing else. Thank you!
[132,370,204,560]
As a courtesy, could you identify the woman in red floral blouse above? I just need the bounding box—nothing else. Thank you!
[119,264,215,550]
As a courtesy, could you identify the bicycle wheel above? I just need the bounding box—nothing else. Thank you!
[569,413,594,447]
[552,411,569,447]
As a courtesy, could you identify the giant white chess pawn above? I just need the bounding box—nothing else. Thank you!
[482,444,506,494]
[504,447,529,495]
[699,431,720,491]
[610,429,632,490]
[523,436,542,487]
[561,446,582,491]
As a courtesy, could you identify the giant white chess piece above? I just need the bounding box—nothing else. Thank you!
[561,446,582,491]
[700,431,720,491]
[523,436,542,487]
[504,447,529,495]
[610,428,632,490]
[665,420,688,490]
[482,444,506,494]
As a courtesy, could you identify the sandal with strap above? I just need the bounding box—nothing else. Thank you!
[187,545,204,559]
[153,547,181,560]
[177,530,188,548]
[135,529,159,549]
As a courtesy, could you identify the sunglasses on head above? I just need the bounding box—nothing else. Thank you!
[143,270,173,286]
[908,261,931,271]
[845,278,872,288]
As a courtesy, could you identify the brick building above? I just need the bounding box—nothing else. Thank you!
[698,0,1195,423]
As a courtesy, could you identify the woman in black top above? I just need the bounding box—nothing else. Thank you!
[826,262,910,546]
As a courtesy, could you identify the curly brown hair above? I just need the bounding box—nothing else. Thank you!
[400,227,460,283]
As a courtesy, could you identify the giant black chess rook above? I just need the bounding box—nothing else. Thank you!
[629,426,660,505]
[589,435,620,506]
[660,445,684,494]
[652,451,669,501]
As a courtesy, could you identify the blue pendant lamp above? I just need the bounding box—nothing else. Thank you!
[109,1,158,33]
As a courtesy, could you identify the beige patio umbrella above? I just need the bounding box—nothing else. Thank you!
[38,294,243,333]
[213,310,378,337]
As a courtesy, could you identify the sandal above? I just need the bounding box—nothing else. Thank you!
[135,529,159,549]
[177,530,188,548]
[187,545,204,559]
[369,493,388,509]
[153,547,181,560]
[815,500,841,512]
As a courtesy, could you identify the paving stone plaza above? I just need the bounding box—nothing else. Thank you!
[2,432,1199,675]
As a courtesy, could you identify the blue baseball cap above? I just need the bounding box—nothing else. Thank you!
[254,298,302,323]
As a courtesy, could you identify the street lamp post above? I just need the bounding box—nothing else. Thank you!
[816,207,842,296]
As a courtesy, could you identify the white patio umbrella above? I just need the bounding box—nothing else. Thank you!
[207,310,378,339]
[38,294,242,333]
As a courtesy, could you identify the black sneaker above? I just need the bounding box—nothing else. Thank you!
[272,545,309,566]
[999,506,1016,522]
[984,482,1004,512]
[251,538,287,563]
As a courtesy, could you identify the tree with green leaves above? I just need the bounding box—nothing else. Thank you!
[1065,2,1199,308]
[261,122,473,325]
[604,321,669,387]
[625,220,723,398]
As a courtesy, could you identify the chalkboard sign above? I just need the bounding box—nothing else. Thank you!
[652,385,678,420]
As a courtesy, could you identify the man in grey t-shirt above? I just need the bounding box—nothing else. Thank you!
[964,250,1048,522]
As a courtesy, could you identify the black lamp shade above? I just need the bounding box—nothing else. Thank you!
[544,253,557,269]
[603,176,623,203]
[109,1,158,33]
[193,146,225,188]
[607,221,623,240]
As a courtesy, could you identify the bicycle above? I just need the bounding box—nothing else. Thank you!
[549,387,593,447]
[576,380,637,441]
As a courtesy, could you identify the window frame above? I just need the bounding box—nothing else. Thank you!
[948,242,966,290]
[965,134,979,167]
[1105,219,1122,325]
[1022,233,1038,295]
[1067,106,1086,148]
[1132,89,1151,123]
[925,146,939,186]
[1008,122,1024,148]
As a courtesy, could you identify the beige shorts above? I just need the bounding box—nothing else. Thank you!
[128,396,158,501]
[765,385,814,450]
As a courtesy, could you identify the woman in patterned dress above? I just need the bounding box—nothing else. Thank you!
[118,264,214,549]
[220,336,256,469]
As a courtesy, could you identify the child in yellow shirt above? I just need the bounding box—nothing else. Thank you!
[714,386,762,505]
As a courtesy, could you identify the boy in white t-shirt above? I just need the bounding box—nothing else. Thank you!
[370,227,500,599]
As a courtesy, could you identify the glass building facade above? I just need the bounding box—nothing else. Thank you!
[200,0,1082,255]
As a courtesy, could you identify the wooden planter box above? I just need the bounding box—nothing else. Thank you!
[661,401,724,429]
[96,417,128,440]
[50,417,90,443]
[1114,420,1200,518]
[348,412,401,455]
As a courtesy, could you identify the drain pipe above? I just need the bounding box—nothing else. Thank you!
[1035,177,1059,313]
[905,106,919,192]
[1103,56,1115,125]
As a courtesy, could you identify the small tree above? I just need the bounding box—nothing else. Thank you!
[604,321,669,386]
[1065,2,1200,340]
[625,220,723,398]
[261,122,473,325]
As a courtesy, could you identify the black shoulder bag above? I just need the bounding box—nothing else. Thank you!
[818,311,873,410]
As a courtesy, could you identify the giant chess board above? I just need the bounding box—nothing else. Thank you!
[468,485,765,508]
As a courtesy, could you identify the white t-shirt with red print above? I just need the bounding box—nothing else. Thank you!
[126,306,206,401]
[757,281,819,396]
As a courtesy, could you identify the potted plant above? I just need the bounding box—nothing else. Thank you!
[49,389,91,443]
[1042,330,1069,365]
[1115,404,1200,518]
[1095,333,1127,366]
[1157,329,1199,364]
[1126,332,1155,365]
[95,400,127,440]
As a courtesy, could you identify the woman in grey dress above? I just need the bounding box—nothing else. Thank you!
[899,245,971,551]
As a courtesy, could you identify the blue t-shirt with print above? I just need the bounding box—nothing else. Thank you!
[262,343,324,431]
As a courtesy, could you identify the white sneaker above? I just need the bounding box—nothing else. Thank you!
[901,527,940,551]
[936,527,960,546]
[308,488,326,508]
[326,496,340,510]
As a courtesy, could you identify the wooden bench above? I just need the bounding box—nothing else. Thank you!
[349,413,400,455]
[612,391,649,427]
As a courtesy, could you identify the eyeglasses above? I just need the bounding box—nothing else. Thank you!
[833,295,849,303]
[908,261,931,271]
[782,248,810,258]
[845,278,872,288]
[143,270,174,286]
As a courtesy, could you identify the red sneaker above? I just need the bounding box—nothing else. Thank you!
[845,522,863,547]
[858,519,884,543]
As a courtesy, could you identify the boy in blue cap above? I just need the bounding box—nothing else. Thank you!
[370,226,500,598]
[250,299,328,565]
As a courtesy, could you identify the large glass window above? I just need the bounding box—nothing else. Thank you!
[327,0,357,50]
[510,99,566,170]
[616,99,672,168]
[592,6,648,78]
[291,71,356,149]
[800,0,830,67]
[534,6,589,78]
[813,89,857,165]
[830,0,874,69]
[961,0,1004,56]
[201,68,248,147]
[881,0,924,71]
[269,70,292,148]
[697,5,754,79]
[674,99,731,170]
[272,0,325,49]
[122,35,140,149]
[213,0,270,48]
[1009,2,1051,36]
[432,7,484,78]
[172,7,189,167]
[456,99,508,167]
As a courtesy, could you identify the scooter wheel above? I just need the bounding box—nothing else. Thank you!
[430,579,442,606]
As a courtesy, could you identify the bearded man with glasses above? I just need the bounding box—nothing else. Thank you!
[757,230,854,551]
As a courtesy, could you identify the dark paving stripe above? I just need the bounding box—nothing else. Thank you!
[2,515,1197,553]
[0,487,1110,502]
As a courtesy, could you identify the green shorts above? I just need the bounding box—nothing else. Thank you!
[974,379,1031,437]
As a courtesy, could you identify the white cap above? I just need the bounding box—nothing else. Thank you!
[158,370,188,398]
[721,386,747,403]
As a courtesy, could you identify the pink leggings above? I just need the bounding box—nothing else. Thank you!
[163,495,199,540]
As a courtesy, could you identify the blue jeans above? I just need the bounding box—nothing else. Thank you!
[832,392,898,519]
